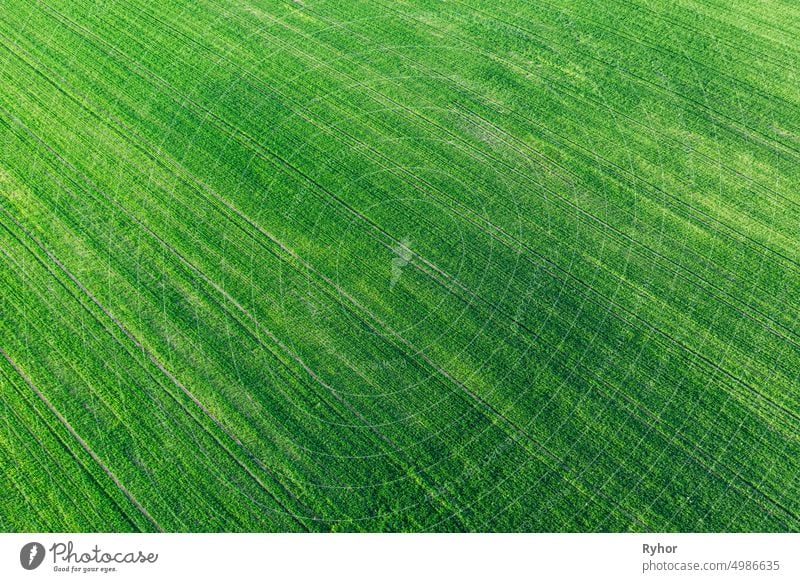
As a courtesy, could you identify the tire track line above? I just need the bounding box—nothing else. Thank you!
[0,377,117,529]
[0,345,163,531]
[0,214,303,529]
[0,153,315,529]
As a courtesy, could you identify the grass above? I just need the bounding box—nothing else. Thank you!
[0,0,798,532]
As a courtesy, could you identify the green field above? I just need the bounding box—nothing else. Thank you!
[0,0,798,532]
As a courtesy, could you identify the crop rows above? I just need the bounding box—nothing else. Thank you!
[0,0,798,531]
